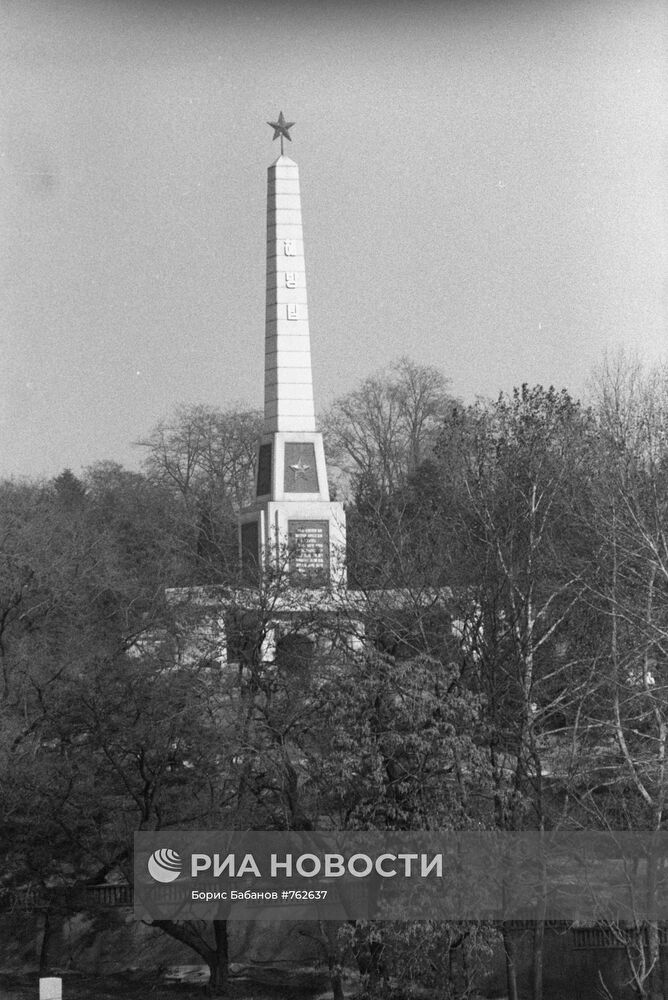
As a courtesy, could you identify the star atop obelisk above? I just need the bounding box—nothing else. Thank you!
[267,110,295,156]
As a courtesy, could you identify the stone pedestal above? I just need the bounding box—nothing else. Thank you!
[39,980,62,1000]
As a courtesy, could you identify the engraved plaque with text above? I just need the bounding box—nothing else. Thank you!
[288,520,330,585]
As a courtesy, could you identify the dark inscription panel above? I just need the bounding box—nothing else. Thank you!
[240,521,260,582]
[288,519,330,585]
[284,443,319,493]
[257,443,272,497]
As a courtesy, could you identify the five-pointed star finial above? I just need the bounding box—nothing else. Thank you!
[267,111,295,155]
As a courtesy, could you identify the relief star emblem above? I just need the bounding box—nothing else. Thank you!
[290,458,311,483]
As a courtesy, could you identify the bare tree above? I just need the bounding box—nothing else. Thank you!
[322,357,455,497]
[136,403,262,580]
[571,355,668,1000]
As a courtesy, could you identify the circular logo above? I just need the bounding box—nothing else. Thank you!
[147,848,183,883]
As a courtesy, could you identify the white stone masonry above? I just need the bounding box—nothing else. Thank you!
[264,155,316,434]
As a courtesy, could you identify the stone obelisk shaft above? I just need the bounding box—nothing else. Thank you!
[264,155,316,434]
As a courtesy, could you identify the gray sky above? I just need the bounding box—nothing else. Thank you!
[1,0,665,479]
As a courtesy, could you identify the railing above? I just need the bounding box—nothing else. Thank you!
[0,883,132,911]
[83,883,132,906]
[572,924,668,950]
[3,887,668,951]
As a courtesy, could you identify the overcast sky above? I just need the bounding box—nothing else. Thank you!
[1,0,665,479]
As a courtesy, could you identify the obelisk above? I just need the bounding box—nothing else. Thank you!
[264,150,316,433]
[239,113,346,587]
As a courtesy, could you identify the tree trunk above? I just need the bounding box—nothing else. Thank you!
[207,919,229,995]
[318,922,345,1000]
[353,923,385,997]
[368,935,385,994]
[38,908,51,975]
[532,921,544,1000]
[152,918,230,995]
[330,968,345,1000]
[644,920,664,1000]
[502,925,519,1000]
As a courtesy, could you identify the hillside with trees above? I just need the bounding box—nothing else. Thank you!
[1,354,668,999]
